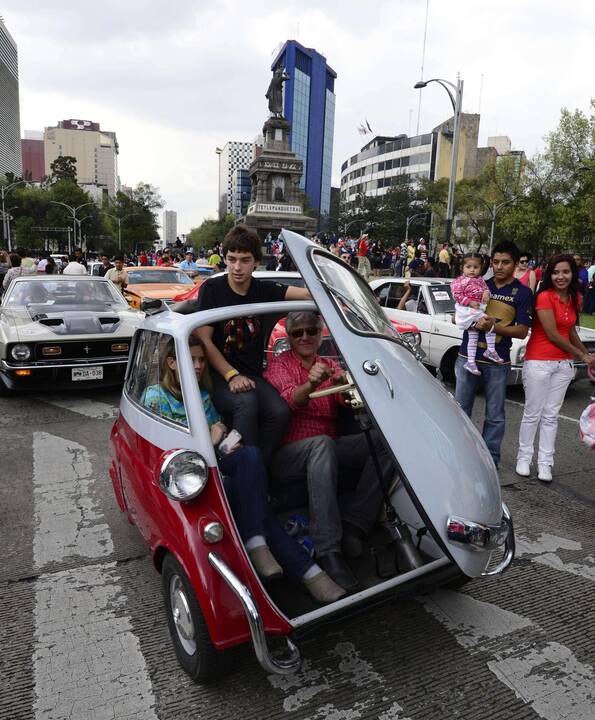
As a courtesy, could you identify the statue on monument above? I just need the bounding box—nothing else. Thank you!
[266,65,289,117]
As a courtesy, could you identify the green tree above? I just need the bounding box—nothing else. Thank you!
[104,183,163,253]
[50,155,78,183]
[187,214,235,250]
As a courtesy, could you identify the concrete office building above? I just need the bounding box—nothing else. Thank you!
[216,141,255,219]
[271,40,336,216]
[341,113,499,204]
[21,130,45,181]
[162,210,177,246]
[0,17,22,176]
[44,119,119,196]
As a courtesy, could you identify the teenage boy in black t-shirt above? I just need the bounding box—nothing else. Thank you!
[194,225,310,463]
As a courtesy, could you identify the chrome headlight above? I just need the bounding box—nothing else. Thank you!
[11,344,31,361]
[159,450,208,501]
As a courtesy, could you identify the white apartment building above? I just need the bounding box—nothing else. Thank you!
[44,119,119,196]
[216,141,255,219]
[163,210,177,246]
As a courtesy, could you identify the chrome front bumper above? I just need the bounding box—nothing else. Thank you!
[208,552,301,675]
[447,502,515,576]
[1,357,128,370]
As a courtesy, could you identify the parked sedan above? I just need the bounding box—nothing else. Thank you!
[0,275,141,393]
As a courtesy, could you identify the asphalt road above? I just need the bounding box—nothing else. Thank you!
[1,379,594,720]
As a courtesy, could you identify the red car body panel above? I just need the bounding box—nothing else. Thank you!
[109,414,293,650]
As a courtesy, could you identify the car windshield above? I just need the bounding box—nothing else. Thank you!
[127,269,193,285]
[3,279,125,307]
[312,251,398,339]
[427,284,455,314]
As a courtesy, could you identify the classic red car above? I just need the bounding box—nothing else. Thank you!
[109,232,513,684]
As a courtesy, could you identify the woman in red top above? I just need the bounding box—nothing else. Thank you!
[516,255,595,482]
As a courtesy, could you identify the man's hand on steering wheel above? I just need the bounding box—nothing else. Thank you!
[308,361,333,389]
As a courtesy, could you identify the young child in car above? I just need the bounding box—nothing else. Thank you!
[451,252,504,375]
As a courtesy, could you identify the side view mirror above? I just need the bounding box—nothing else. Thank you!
[140,298,167,315]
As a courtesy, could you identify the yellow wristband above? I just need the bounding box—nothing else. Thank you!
[224,369,239,382]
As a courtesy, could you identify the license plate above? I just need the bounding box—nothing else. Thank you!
[72,366,103,381]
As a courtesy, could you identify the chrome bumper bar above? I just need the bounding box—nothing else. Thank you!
[1,357,127,371]
[447,502,515,576]
[208,552,301,675]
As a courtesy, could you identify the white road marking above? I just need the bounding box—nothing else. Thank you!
[33,432,113,569]
[422,590,595,720]
[516,532,595,583]
[506,398,579,424]
[36,395,119,419]
[32,431,158,720]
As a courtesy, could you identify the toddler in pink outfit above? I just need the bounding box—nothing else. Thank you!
[451,253,504,375]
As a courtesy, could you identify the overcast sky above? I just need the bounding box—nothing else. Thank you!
[5,0,594,235]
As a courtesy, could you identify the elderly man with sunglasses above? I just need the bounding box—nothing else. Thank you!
[264,311,393,594]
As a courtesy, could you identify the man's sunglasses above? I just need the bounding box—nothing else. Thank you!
[289,326,320,338]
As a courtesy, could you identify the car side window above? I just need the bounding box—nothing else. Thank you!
[373,283,390,307]
[125,331,188,428]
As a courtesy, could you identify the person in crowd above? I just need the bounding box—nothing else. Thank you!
[138,251,148,266]
[391,247,404,277]
[208,248,222,269]
[45,257,57,275]
[535,258,547,287]
[15,247,36,270]
[180,251,199,276]
[191,225,309,464]
[97,254,114,277]
[408,250,424,277]
[62,255,87,275]
[356,234,371,280]
[417,238,428,262]
[585,257,595,314]
[72,247,87,269]
[396,280,418,312]
[514,251,537,292]
[142,335,344,603]
[36,251,50,273]
[451,248,463,277]
[452,252,505,375]
[264,311,393,594]
[3,253,36,290]
[516,255,595,482]
[574,255,589,298]
[437,243,451,277]
[0,250,10,292]
[423,257,437,278]
[455,241,533,468]
[105,256,128,291]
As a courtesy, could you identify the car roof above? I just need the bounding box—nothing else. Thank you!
[10,274,109,282]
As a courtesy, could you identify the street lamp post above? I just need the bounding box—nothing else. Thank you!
[414,75,464,246]
[1,180,29,251]
[103,213,137,251]
[75,216,94,252]
[405,212,428,242]
[488,199,517,255]
[50,201,94,256]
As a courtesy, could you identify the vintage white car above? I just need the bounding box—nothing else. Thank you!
[0,275,142,394]
[370,277,595,384]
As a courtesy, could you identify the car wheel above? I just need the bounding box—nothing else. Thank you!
[440,349,458,385]
[162,554,231,684]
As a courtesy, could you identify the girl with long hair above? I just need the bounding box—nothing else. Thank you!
[516,254,595,482]
[142,335,345,603]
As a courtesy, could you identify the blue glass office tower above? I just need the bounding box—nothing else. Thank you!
[271,40,336,216]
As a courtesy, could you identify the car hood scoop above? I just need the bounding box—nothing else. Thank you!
[32,311,121,335]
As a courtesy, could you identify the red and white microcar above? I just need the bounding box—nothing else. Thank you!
[109,230,514,683]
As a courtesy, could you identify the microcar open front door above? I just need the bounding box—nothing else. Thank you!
[281,229,505,578]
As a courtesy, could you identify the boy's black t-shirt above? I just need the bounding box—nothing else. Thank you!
[196,275,287,376]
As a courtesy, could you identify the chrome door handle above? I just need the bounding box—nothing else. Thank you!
[363,359,394,398]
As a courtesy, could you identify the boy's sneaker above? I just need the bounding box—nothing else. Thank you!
[248,546,283,580]
[537,465,553,482]
[463,361,481,376]
[483,349,505,364]
[515,460,531,477]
